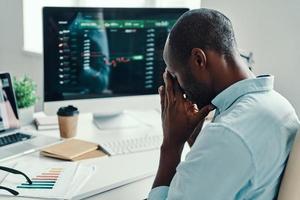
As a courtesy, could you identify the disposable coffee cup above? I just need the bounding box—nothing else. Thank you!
[57,105,79,138]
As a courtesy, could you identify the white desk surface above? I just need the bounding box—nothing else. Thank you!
[0,111,167,200]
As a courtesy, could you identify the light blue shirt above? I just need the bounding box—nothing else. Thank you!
[148,75,300,200]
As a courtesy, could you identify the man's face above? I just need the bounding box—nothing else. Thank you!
[163,39,212,108]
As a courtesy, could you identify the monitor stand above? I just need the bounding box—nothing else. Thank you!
[93,110,140,129]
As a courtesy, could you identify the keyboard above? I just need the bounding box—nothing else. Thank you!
[100,134,163,156]
[0,133,32,147]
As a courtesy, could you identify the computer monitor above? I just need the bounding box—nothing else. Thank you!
[43,7,188,120]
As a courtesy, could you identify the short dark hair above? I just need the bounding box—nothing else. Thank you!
[169,8,237,64]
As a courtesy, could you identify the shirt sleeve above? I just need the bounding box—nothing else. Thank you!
[148,186,169,199]
[148,123,255,200]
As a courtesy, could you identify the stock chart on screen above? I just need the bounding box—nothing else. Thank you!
[43,8,188,101]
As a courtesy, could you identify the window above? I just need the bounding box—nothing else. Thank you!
[22,0,201,54]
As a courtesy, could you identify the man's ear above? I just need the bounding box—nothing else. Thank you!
[190,48,207,70]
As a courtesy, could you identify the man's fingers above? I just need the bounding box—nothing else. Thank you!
[196,104,215,121]
[185,100,198,113]
[173,77,184,102]
[163,71,175,104]
[158,85,165,113]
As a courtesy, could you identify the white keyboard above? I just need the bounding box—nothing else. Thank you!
[100,135,163,156]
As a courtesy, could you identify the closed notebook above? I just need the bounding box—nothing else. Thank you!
[41,139,106,161]
[35,115,59,130]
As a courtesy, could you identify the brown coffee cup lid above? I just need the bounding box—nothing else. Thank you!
[57,105,79,116]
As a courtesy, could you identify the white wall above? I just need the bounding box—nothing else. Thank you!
[201,0,300,115]
[0,0,44,111]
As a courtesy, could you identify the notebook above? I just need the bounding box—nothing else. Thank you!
[40,139,107,161]
[34,115,59,130]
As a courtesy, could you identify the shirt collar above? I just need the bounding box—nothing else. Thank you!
[211,75,274,113]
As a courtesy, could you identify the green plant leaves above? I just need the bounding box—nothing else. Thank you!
[13,76,38,109]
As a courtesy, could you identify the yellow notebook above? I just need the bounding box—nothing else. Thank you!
[40,139,107,161]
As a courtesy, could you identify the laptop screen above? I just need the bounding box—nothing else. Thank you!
[0,73,20,131]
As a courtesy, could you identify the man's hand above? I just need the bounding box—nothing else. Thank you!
[152,71,214,189]
[159,70,213,150]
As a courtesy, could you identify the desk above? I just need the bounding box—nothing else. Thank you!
[0,112,166,200]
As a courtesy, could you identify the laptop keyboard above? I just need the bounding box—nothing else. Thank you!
[0,133,32,147]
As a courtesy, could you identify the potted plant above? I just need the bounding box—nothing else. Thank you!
[13,76,38,125]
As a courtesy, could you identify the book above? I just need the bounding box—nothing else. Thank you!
[36,124,59,130]
[35,115,59,130]
[40,139,107,161]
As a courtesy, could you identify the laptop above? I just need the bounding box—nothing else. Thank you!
[0,72,59,162]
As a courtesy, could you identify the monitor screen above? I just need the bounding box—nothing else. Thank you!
[0,73,20,131]
[43,7,188,102]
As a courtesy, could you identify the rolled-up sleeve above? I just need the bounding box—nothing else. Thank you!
[148,124,255,200]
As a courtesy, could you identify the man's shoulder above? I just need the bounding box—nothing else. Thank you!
[212,88,299,149]
[215,89,298,130]
[207,89,299,179]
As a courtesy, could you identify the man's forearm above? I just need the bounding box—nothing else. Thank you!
[152,145,183,188]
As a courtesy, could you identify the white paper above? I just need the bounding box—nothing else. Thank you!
[64,165,96,199]
[0,161,89,199]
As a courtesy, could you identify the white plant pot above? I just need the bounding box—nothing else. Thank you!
[18,106,34,126]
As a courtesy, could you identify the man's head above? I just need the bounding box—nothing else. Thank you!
[163,8,239,108]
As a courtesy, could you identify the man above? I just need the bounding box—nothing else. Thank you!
[148,8,300,200]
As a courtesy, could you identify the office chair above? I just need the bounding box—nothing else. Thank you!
[277,128,300,200]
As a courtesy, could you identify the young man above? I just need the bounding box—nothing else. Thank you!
[148,8,300,200]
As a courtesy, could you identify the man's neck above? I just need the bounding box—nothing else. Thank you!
[211,52,255,96]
